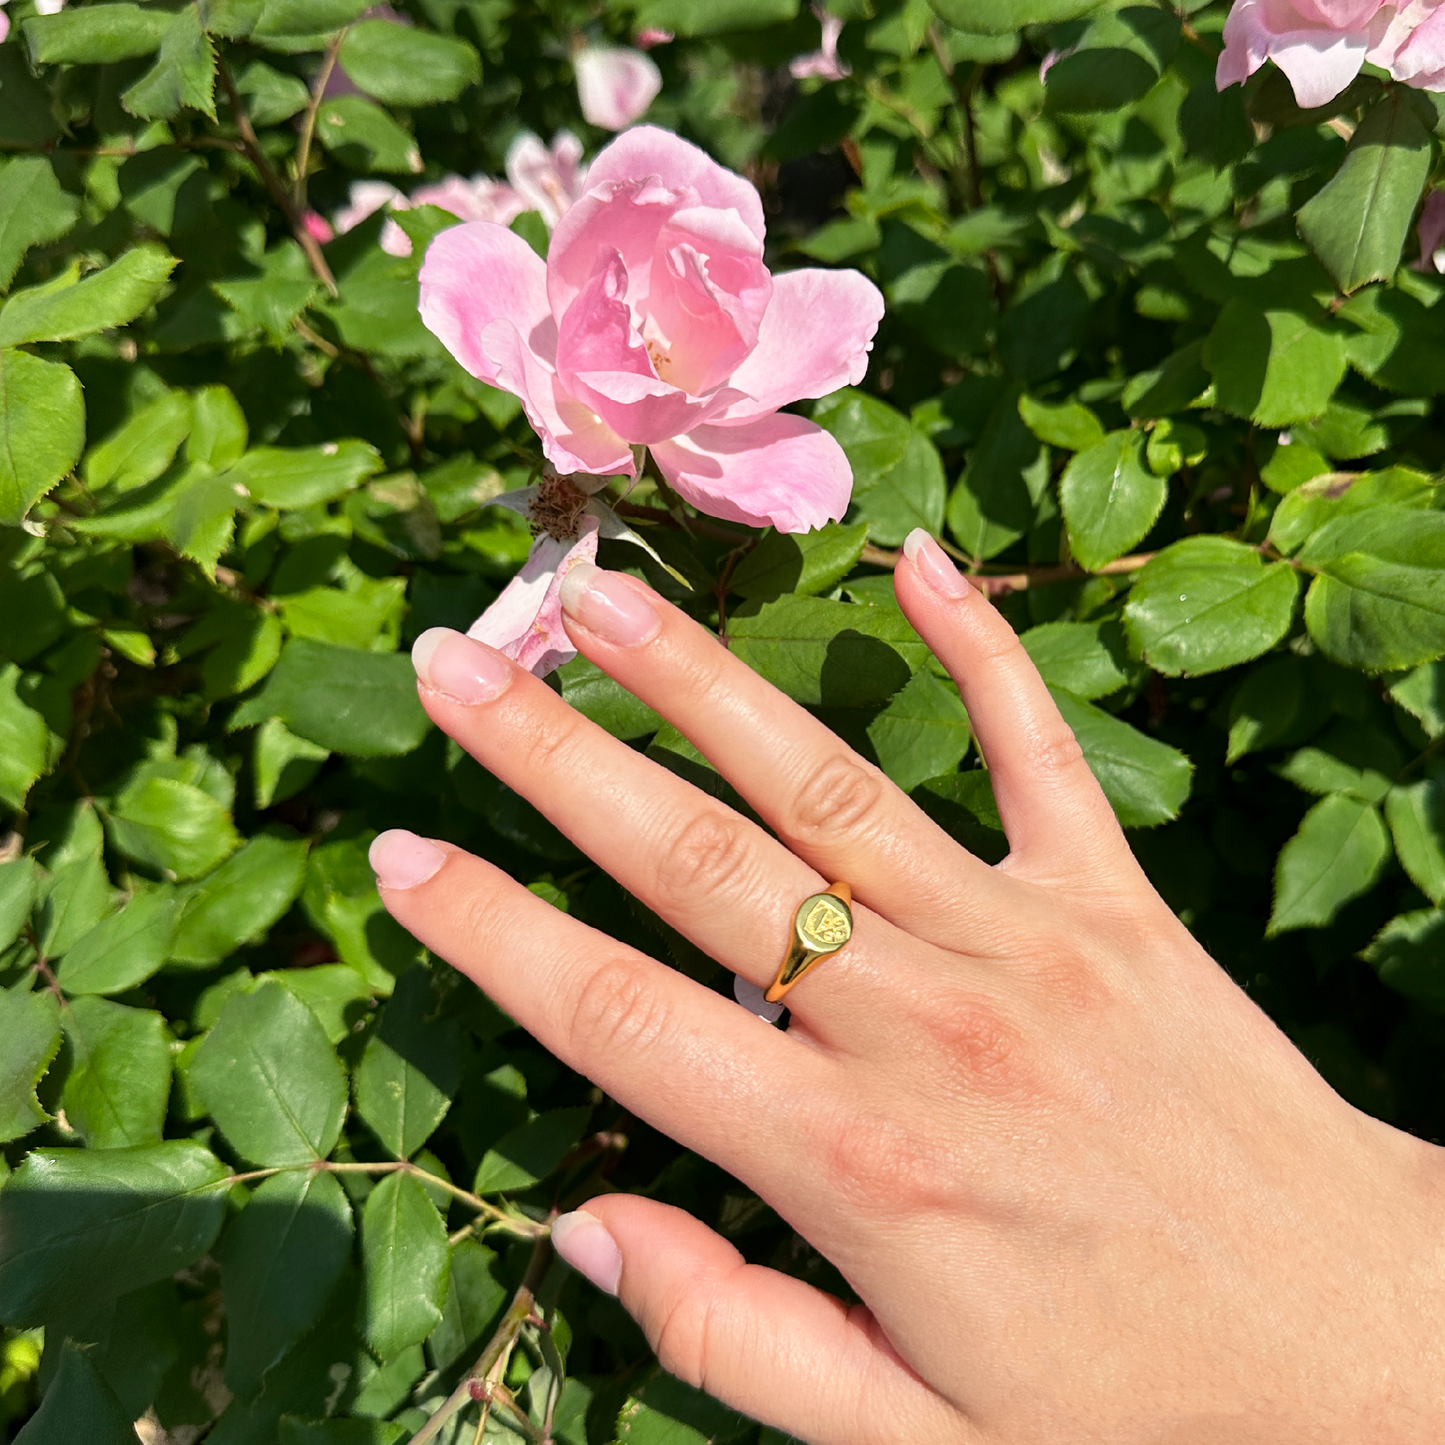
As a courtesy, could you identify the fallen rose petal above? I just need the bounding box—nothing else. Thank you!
[574,46,663,130]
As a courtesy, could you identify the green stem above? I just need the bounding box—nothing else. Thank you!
[293,28,348,210]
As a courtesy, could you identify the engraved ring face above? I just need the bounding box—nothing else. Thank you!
[796,893,852,952]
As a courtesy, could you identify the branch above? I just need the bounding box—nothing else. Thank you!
[293,28,348,210]
[861,543,1156,596]
[215,57,338,297]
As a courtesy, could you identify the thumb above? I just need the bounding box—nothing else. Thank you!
[550,1196,959,1445]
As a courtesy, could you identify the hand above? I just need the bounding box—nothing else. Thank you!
[369,530,1445,1445]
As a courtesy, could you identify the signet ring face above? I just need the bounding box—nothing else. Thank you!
[764,883,853,1003]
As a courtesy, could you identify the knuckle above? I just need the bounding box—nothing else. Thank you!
[811,1102,955,1215]
[566,954,672,1062]
[517,709,586,780]
[1032,720,1088,778]
[916,990,1034,1102]
[662,808,756,907]
[788,750,887,843]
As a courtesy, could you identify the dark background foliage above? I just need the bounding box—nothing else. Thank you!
[4,0,1445,1440]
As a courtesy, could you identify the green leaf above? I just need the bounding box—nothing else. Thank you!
[1297,506,1445,671]
[613,1370,752,1445]
[243,638,432,756]
[927,0,1100,37]
[214,242,319,344]
[230,441,384,509]
[0,988,61,1146]
[171,831,309,967]
[106,765,241,880]
[55,888,177,995]
[251,0,373,37]
[1268,466,1438,556]
[729,596,930,708]
[59,998,172,1149]
[1017,394,1105,452]
[1043,6,1179,114]
[253,717,330,808]
[866,669,971,793]
[0,244,176,347]
[316,96,421,175]
[428,1237,506,1373]
[1276,717,1401,803]
[0,349,85,526]
[22,3,172,63]
[0,663,55,808]
[235,59,310,125]
[279,1421,406,1445]
[1122,537,1301,677]
[1269,793,1391,934]
[360,1170,449,1362]
[1385,768,1445,905]
[0,567,66,664]
[1051,689,1193,828]
[13,1341,138,1445]
[220,1168,353,1399]
[0,1140,229,1326]
[0,855,38,952]
[1203,301,1347,428]
[947,385,1049,560]
[190,981,349,1165]
[300,835,422,990]
[1364,908,1445,1009]
[354,966,462,1159]
[1121,339,1210,420]
[729,522,869,602]
[1389,661,1445,739]
[0,158,79,293]
[338,21,480,106]
[1059,430,1166,572]
[1297,91,1432,295]
[474,1106,590,1194]
[556,658,662,742]
[122,5,218,121]
[1022,620,1132,701]
[188,385,249,470]
[1224,653,1303,762]
[84,390,192,493]
[632,0,798,37]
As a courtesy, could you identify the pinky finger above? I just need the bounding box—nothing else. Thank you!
[551,1197,963,1445]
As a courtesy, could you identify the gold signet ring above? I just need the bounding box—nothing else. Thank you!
[764,883,853,1003]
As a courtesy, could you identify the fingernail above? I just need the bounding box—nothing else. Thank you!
[902,529,972,601]
[559,564,660,647]
[551,1210,622,1294]
[369,829,446,890]
[412,628,512,704]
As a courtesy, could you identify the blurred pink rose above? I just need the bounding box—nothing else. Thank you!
[420,126,883,530]
[1217,0,1445,108]
[0,11,9,43]
[574,46,663,130]
[505,130,589,229]
[791,3,850,81]
[334,175,526,256]
[302,209,335,244]
[634,27,674,48]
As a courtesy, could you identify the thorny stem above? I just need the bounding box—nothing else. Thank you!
[861,543,1157,596]
[24,923,63,1003]
[929,27,984,210]
[410,1236,554,1445]
[293,29,348,210]
[215,57,338,297]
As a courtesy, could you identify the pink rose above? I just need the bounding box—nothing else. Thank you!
[419,125,884,530]
[574,46,663,130]
[791,3,851,82]
[334,175,526,257]
[505,130,589,230]
[1217,0,1445,108]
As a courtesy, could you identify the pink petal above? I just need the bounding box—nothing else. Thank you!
[581,126,766,247]
[1271,30,1369,106]
[506,130,588,229]
[418,221,553,388]
[1295,0,1384,27]
[1216,0,1275,89]
[650,415,853,533]
[719,268,884,420]
[302,210,334,243]
[0,13,10,43]
[334,180,404,236]
[412,175,527,228]
[574,47,662,131]
[468,520,600,677]
[1416,190,1445,272]
[1386,2,1445,86]
[634,27,673,48]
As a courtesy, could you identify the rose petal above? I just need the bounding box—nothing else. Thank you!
[468,519,600,677]
[1385,2,1445,85]
[650,415,853,533]
[506,130,588,229]
[1271,30,1370,106]
[718,268,885,420]
[574,46,662,131]
[412,174,527,228]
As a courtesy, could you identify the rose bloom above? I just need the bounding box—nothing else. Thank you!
[1218,0,1445,108]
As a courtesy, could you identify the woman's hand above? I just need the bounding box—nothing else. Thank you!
[369,530,1445,1445]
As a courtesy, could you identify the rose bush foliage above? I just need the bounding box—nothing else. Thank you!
[5,0,1445,1441]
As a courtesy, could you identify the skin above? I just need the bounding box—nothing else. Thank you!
[371,535,1445,1445]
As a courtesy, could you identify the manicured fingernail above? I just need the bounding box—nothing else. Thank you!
[369,829,446,890]
[902,528,972,600]
[551,1210,622,1294]
[559,563,660,647]
[412,627,512,704]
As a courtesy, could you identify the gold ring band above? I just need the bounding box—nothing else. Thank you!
[765,883,853,1003]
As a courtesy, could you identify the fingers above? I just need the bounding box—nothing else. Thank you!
[555,561,1013,948]
[552,1197,964,1445]
[892,531,1127,875]
[409,627,906,1032]
[369,832,835,1197]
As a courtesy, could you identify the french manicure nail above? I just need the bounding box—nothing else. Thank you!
[558,563,660,648]
[902,528,972,601]
[551,1210,622,1294]
[411,627,512,704]
[369,829,446,890]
